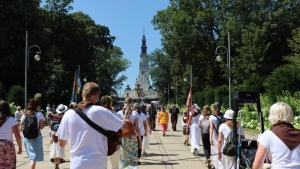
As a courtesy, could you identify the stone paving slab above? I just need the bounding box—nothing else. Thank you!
[14,116,256,168]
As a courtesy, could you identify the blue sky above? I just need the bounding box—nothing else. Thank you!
[70,1,170,93]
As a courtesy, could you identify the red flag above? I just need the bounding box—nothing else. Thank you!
[186,86,192,121]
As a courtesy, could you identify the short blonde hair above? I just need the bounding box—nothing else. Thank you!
[202,105,211,116]
[82,82,100,99]
[268,102,294,125]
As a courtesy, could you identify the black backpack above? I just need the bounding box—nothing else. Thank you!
[222,129,236,157]
[23,112,39,139]
[212,113,226,135]
[171,106,179,115]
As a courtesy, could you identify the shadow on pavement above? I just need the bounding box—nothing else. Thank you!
[143,153,179,157]
[140,162,180,166]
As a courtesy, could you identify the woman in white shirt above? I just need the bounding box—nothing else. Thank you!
[188,103,202,156]
[142,105,152,155]
[181,112,190,146]
[218,110,245,169]
[0,100,22,169]
[253,102,300,169]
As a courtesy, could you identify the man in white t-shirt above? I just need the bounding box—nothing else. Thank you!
[56,82,129,169]
[209,102,225,169]
[15,106,23,128]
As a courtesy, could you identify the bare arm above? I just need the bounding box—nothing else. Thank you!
[143,120,147,136]
[209,121,214,145]
[134,118,142,148]
[39,119,45,130]
[198,120,202,128]
[218,131,224,161]
[58,138,68,147]
[253,143,268,169]
[12,125,22,154]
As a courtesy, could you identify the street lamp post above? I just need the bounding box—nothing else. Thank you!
[215,32,231,109]
[171,77,178,104]
[25,31,41,108]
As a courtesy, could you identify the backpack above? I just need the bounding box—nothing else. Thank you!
[171,106,179,116]
[121,108,136,138]
[222,127,236,157]
[201,117,210,134]
[212,113,225,135]
[23,112,39,139]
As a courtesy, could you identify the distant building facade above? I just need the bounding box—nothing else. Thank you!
[122,34,158,102]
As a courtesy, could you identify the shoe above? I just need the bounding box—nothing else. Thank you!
[207,159,211,167]
[184,141,186,145]
[50,158,54,163]
[186,143,190,146]
[138,161,141,165]
[193,148,197,156]
[163,133,166,136]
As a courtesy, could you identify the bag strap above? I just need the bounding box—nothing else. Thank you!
[74,108,118,143]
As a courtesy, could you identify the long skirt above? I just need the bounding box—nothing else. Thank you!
[23,132,44,161]
[50,142,65,158]
[222,155,235,169]
[142,133,150,153]
[119,135,139,169]
[190,124,201,154]
[160,124,168,133]
[0,139,16,169]
[109,148,121,169]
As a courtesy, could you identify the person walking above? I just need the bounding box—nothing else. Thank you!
[218,110,245,169]
[0,100,22,168]
[253,102,300,169]
[119,97,142,169]
[209,102,225,169]
[142,105,152,155]
[170,103,180,131]
[15,106,23,130]
[49,104,67,169]
[181,112,190,146]
[199,105,212,167]
[134,103,147,165]
[158,106,169,136]
[188,103,202,156]
[99,95,122,169]
[149,103,157,130]
[56,82,129,169]
[20,98,45,169]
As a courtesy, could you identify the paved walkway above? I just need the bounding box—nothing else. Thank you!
[15,117,256,169]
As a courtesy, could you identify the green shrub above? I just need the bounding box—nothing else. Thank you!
[7,85,24,107]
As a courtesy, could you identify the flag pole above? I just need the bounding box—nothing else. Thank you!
[77,65,80,102]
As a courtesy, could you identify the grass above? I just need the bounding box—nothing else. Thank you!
[243,128,260,134]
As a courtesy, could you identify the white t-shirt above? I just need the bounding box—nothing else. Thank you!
[129,110,139,125]
[258,130,300,169]
[15,111,22,120]
[189,112,201,125]
[0,117,18,141]
[20,112,45,129]
[56,105,124,169]
[138,113,147,135]
[182,117,188,126]
[218,123,244,149]
[115,110,124,120]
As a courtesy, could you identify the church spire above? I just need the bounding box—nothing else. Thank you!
[141,29,147,54]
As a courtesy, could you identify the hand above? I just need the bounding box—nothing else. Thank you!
[210,140,214,146]
[17,147,22,154]
[218,153,222,161]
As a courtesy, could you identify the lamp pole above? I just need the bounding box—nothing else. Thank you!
[25,31,41,108]
[215,32,231,109]
[171,77,178,104]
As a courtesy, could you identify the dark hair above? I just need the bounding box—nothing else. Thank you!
[0,100,12,117]
[27,98,41,111]
[140,104,146,114]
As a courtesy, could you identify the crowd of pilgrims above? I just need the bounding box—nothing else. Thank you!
[1,82,300,169]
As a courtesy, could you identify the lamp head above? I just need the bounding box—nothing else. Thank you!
[83,77,87,82]
[184,77,187,82]
[215,54,222,62]
[34,52,41,61]
[171,86,173,89]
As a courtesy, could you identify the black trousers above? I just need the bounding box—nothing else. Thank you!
[137,136,144,159]
[202,133,211,160]
[171,115,178,130]
[150,116,156,130]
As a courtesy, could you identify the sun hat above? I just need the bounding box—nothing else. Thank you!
[17,106,21,109]
[224,110,234,119]
[56,104,68,114]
